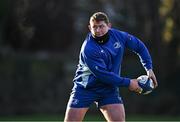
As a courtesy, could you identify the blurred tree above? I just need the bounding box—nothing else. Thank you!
[166,0,180,94]
[0,0,180,116]
[3,0,74,52]
[158,0,180,91]
[0,0,9,45]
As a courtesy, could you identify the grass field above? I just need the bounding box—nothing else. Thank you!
[0,114,180,121]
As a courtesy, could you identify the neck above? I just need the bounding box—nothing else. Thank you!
[92,32,109,44]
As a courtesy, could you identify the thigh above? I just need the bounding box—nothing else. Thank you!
[64,107,88,122]
[100,104,125,122]
[67,89,98,108]
[64,89,98,121]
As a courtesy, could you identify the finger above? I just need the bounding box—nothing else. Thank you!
[138,88,143,94]
[136,88,143,94]
[151,76,158,88]
[148,73,157,87]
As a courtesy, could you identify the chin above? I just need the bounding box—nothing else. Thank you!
[95,34,104,37]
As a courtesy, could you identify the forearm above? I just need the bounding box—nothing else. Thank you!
[90,66,131,87]
[125,33,153,71]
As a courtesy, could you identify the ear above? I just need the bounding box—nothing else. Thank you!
[88,25,91,31]
[108,23,112,28]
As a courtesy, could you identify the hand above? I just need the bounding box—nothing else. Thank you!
[129,79,142,94]
[147,69,158,88]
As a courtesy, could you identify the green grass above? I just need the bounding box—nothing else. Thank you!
[127,114,180,121]
[0,114,179,121]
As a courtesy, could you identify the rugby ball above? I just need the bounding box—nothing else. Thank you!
[137,75,154,95]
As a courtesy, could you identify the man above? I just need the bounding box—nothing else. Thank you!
[64,12,158,122]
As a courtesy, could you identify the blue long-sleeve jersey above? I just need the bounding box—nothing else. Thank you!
[73,28,152,92]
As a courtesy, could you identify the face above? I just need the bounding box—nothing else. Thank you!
[89,20,111,37]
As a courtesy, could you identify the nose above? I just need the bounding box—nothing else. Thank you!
[96,27,101,32]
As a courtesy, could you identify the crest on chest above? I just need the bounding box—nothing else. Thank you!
[113,42,121,49]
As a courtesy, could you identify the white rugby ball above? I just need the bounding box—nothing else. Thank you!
[137,75,154,95]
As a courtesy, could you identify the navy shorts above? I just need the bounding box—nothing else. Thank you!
[67,88,123,108]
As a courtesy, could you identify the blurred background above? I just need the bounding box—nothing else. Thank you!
[0,0,179,121]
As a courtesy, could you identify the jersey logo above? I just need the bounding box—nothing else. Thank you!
[71,98,79,105]
[114,42,121,49]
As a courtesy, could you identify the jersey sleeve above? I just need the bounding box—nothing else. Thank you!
[82,45,130,87]
[124,33,153,71]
